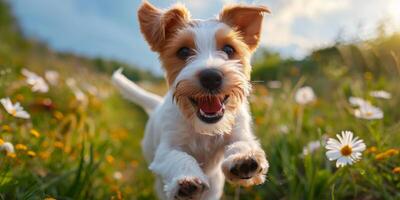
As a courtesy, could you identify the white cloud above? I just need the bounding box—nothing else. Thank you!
[262,0,350,57]
[261,0,400,58]
[387,0,400,32]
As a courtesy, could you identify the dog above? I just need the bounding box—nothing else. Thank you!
[112,1,270,199]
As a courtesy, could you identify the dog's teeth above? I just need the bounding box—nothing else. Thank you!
[199,108,224,118]
[200,109,217,118]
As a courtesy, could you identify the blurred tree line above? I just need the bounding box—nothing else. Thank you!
[251,27,400,81]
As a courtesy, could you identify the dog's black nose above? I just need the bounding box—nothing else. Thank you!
[199,69,223,90]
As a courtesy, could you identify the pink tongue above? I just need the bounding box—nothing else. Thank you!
[198,97,222,114]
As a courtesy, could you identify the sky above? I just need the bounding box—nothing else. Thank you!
[9,0,400,75]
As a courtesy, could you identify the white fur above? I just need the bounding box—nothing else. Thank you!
[112,68,163,114]
[112,20,268,200]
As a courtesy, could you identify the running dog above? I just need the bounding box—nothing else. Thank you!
[112,1,270,199]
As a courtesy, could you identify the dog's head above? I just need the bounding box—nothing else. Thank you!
[138,1,269,135]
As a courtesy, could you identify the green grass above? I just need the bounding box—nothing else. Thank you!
[0,0,399,199]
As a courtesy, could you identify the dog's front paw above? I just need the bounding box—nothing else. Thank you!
[166,177,209,200]
[222,151,269,187]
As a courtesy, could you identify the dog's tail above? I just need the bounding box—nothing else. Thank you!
[112,68,162,114]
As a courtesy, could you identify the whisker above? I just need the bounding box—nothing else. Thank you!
[251,80,265,83]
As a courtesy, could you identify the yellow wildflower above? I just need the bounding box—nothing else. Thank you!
[54,141,64,149]
[7,152,16,158]
[375,148,399,160]
[106,155,114,164]
[64,146,71,154]
[1,125,12,132]
[15,144,28,151]
[44,197,56,200]
[27,151,36,157]
[53,111,64,120]
[366,146,377,154]
[0,138,4,145]
[384,149,399,157]
[393,167,400,174]
[375,153,386,160]
[30,129,40,138]
[39,151,51,160]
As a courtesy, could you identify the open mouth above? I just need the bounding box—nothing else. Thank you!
[189,95,229,124]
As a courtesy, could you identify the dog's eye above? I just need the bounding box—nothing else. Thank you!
[222,45,235,58]
[177,47,192,60]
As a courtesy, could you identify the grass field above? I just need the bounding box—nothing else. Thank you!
[0,1,400,199]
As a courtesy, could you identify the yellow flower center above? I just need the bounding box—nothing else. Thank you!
[340,145,353,156]
[365,111,373,117]
[11,109,17,116]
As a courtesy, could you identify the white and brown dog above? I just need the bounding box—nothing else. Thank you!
[112,1,270,199]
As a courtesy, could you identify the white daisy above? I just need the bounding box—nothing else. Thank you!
[82,83,98,96]
[370,90,391,100]
[348,97,370,107]
[295,86,316,105]
[302,140,321,156]
[44,70,59,85]
[113,171,123,180]
[267,80,282,89]
[302,136,328,156]
[0,142,15,154]
[354,104,383,120]
[0,97,30,119]
[325,131,366,168]
[66,78,88,104]
[22,69,49,93]
[279,124,289,134]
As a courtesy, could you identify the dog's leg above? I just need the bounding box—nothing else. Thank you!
[221,110,269,187]
[155,176,168,200]
[202,169,224,200]
[149,143,209,200]
[222,140,269,186]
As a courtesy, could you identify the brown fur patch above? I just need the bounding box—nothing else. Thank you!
[159,30,196,86]
[215,27,252,78]
[219,4,270,51]
[138,1,191,52]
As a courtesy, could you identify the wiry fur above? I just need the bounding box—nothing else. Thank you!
[112,1,270,199]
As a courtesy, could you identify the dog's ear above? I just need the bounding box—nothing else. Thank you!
[138,1,191,52]
[219,5,270,51]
